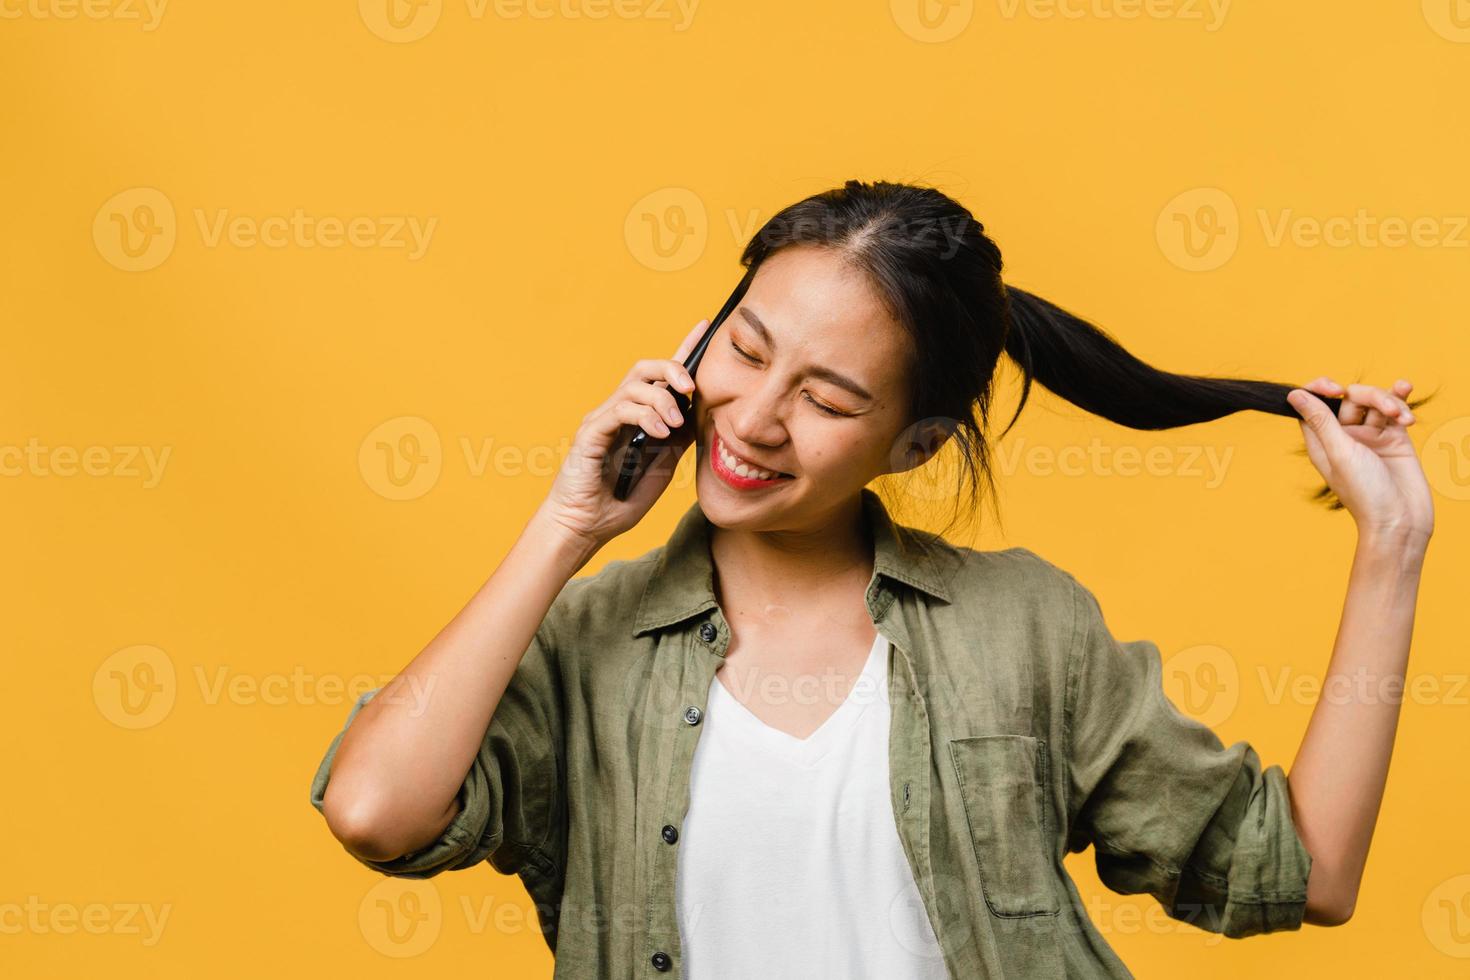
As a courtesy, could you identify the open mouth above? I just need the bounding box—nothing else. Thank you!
[711,430,794,487]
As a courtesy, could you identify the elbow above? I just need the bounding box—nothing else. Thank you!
[321,783,409,864]
[1295,831,1359,927]
[1304,897,1355,927]
[1303,878,1358,927]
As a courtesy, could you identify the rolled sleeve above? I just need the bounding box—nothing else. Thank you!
[1061,578,1313,938]
[308,621,566,883]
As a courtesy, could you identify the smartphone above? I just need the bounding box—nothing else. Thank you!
[611,271,754,501]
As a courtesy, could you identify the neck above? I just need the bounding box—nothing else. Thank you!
[707,494,874,605]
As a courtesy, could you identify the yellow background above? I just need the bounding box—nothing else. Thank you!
[2,0,1467,975]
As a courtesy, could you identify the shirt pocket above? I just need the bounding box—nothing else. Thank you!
[947,734,1061,918]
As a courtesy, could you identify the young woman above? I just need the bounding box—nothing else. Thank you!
[309,180,1434,978]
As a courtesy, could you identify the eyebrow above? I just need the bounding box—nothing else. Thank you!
[737,307,876,402]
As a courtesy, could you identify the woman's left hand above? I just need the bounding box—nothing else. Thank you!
[1286,377,1434,545]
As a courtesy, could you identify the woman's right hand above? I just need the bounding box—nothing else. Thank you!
[534,318,711,553]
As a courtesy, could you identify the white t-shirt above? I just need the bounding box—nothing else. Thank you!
[674,631,950,979]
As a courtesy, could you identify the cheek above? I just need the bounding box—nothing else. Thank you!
[692,349,740,403]
[790,425,871,473]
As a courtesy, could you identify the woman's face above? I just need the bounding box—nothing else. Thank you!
[692,245,925,532]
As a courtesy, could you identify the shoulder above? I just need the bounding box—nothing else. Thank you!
[920,537,1098,656]
[535,546,664,645]
[937,538,1086,610]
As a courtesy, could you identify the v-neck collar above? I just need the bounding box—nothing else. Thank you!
[631,488,961,640]
[706,632,889,769]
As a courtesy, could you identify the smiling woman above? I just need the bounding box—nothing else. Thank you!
[309,179,1437,979]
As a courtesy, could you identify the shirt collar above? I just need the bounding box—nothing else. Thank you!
[632,487,958,638]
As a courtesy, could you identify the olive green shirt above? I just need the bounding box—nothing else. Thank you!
[309,488,1313,978]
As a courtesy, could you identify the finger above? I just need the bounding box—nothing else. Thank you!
[1303,377,1353,422]
[1345,383,1405,423]
[611,399,672,439]
[1361,407,1388,429]
[616,378,686,427]
[1365,385,1414,424]
[1297,416,1330,474]
[673,318,711,364]
[1391,379,1416,424]
[663,359,696,395]
[1286,388,1354,456]
[624,357,696,394]
[1302,377,1344,409]
[581,385,677,443]
[1334,380,1368,425]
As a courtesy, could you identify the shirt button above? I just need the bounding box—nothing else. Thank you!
[698,622,717,643]
[661,824,679,844]
[651,951,672,971]
[683,705,702,725]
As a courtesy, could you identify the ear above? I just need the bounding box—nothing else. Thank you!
[886,416,958,474]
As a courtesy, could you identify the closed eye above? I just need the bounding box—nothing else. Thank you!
[730,339,853,418]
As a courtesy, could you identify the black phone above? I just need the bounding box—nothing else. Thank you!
[611,271,754,501]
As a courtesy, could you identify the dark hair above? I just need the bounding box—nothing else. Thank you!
[735,179,1436,538]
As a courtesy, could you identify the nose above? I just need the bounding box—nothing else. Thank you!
[725,379,789,452]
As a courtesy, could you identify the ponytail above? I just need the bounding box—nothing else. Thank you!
[734,178,1435,523]
[1000,285,1435,510]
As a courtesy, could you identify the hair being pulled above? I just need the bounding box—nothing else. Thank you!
[737,179,1436,536]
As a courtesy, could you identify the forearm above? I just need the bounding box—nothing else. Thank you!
[321,507,599,858]
[1287,530,1428,923]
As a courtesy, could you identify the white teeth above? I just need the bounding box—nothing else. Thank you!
[718,438,778,480]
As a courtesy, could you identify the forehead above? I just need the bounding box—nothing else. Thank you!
[736,246,913,389]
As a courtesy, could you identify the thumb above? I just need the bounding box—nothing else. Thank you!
[1287,388,1352,458]
[673,318,711,364]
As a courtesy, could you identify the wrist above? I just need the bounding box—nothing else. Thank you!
[522,507,603,573]
[1354,526,1429,565]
